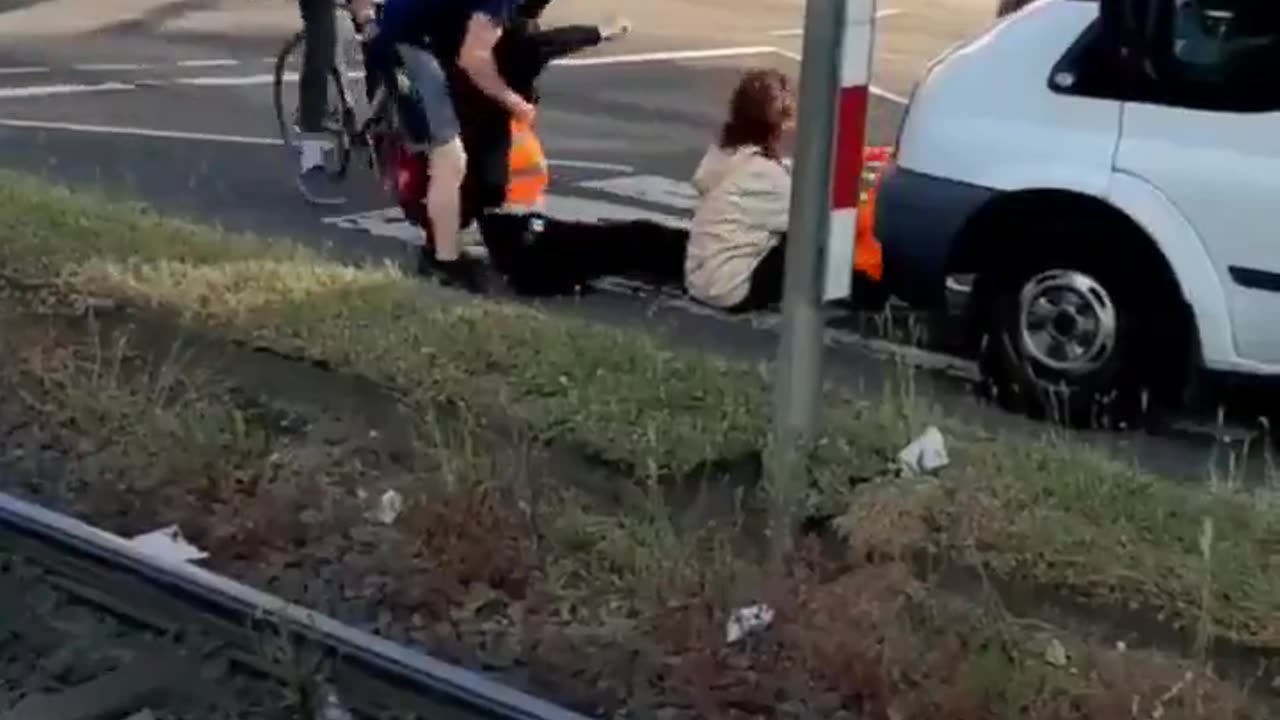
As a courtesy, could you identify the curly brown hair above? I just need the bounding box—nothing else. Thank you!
[718,68,796,160]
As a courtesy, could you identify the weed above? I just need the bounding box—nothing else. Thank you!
[1,170,1278,717]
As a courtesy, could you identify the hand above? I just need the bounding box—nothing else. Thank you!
[509,97,537,125]
[599,16,631,41]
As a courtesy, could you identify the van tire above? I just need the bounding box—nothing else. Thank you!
[972,227,1180,429]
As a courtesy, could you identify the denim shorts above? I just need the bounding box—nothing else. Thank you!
[394,43,461,149]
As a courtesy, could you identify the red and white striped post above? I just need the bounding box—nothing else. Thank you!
[825,0,876,301]
[767,0,876,564]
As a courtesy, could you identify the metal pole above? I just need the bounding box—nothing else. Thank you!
[767,0,847,565]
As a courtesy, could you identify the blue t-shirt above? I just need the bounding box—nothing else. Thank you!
[380,0,523,59]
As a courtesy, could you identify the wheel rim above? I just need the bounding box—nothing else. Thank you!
[1016,269,1117,376]
[274,30,351,176]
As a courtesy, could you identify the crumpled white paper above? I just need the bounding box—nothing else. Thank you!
[725,603,775,644]
[897,426,950,475]
[128,525,208,563]
[368,489,404,525]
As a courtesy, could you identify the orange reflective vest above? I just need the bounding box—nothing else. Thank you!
[505,118,550,211]
[854,147,888,283]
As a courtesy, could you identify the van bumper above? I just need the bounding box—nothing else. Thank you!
[874,165,996,308]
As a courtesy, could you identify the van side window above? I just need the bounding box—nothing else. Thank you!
[1162,0,1280,110]
[1051,1,1280,112]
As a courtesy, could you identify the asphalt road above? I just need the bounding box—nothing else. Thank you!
[0,0,1272,484]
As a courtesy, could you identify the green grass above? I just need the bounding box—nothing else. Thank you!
[2,169,1279,661]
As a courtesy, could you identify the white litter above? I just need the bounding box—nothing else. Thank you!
[315,681,353,720]
[725,603,775,644]
[370,489,404,525]
[128,525,208,563]
[1044,638,1069,667]
[897,426,950,475]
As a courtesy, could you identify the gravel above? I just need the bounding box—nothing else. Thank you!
[0,550,335,720]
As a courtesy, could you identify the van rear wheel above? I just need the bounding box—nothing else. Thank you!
[973,233,1179,428]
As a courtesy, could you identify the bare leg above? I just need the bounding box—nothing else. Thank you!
[426,138,467,261]
[393,43,483,289]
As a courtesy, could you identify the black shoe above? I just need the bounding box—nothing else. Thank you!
[423,254,487,293]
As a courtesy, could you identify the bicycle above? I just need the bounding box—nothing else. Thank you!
[272,0,392,182]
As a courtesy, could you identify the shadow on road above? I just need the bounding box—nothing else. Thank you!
[0,0,54,12]
[92,0,220,35]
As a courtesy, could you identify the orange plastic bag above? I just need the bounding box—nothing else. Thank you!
[505,118,550,211]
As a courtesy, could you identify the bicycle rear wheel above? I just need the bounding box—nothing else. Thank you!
[273,29,353,179]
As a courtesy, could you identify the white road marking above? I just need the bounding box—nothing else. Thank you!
[0,43,783,86]
[176,73,280,86]
[544,195,689,227]
[269,46,782,69]
[578,175,699,211]
[0,82,136,99]
[553,46,779,67]
[322,192,689,251]
[73,62,151,72]
[548,159,636,172]
[168,46,784,87]
[768,47,909,104]
[0,117,282,144]
[323,206,426,244]
[0,117,637,175]
[0,45,902,103]
[176,59,241,68]
[0,59,241,74]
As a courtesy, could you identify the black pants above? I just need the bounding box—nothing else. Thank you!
[298,0,336,133]
[479,214,688,296]
[731,236,787,312]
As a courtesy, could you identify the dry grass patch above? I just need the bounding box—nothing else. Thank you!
[1,170,1278,716]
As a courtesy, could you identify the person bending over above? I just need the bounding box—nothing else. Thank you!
[454,3,630,222]
[373,0,533,290]
[685,68,796,312]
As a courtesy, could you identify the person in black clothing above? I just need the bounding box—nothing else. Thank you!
[452,4,629,222]
[296,0,375,205]
[448,8,671,297]
[296,0,343,204]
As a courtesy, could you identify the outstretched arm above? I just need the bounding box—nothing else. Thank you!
[530,17,630,67]
[458,9,535,122]
[530,25,603,66]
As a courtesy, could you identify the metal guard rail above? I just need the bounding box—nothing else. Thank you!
[0,491,594,720]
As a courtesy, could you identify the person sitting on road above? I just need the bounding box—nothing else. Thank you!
[685,68,796,312]
[369,0,536,291]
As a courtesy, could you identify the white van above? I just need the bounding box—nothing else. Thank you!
[874,0,1280,426]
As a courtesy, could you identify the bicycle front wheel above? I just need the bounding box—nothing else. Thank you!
[273,29,352,179]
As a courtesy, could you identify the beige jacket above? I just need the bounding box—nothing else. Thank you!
[684,144,791,308]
